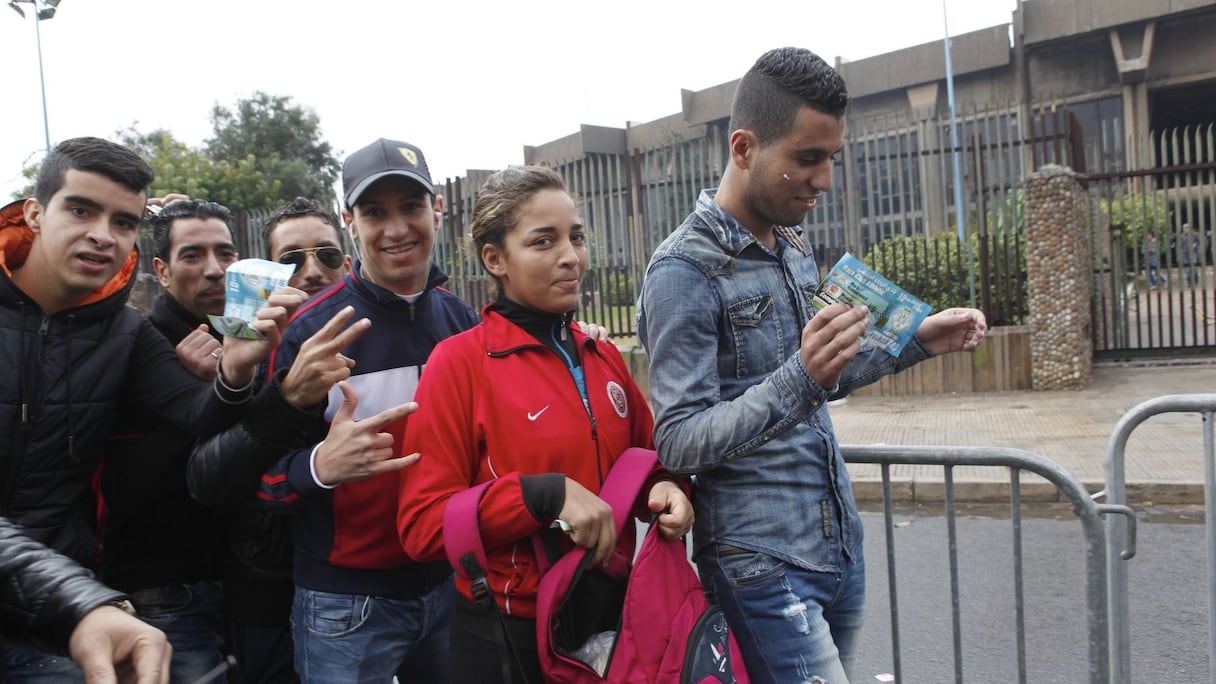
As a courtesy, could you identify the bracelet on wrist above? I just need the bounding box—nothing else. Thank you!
[215,354,253,394]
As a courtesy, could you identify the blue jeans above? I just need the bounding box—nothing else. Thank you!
[130,581,226,684]
[292,579,452,683]
[1184,262,1199,285]
[698,546,865,684]
[1147,263,1163,286]
[0,642,81,683]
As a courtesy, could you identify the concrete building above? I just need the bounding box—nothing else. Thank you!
[430,0,1216,358]
[516,0,1216,264]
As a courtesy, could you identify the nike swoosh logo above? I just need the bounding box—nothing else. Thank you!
[527,405,551,421]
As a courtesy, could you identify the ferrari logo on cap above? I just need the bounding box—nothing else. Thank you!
[398,147,418,167]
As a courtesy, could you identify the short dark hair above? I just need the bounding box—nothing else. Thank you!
[729,47,849,146]
[35,137,154,206]
[149,200,234,261]
[262,197,343,258]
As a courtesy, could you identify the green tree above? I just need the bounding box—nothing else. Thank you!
[206,92,340,209]
[11,163,36,201]
[114,126,282,210]
[1097,191,1172,251]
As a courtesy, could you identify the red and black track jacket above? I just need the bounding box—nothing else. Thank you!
[397,305,657,619]
[258,261,479,598]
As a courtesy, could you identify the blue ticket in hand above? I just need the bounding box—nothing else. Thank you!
[811,252,932,356]
[207,259,294,340]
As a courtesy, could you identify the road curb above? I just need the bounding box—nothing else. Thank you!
[850,477,1205,506]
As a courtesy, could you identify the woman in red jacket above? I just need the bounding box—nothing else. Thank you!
[397,165,692,683]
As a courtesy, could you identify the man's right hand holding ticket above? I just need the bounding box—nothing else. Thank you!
[800,304,871,389]
[218,287,309,387]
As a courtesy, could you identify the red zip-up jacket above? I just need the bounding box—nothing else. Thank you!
[398,307,656,618]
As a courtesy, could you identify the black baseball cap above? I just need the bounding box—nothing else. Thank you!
[342,138,433,208]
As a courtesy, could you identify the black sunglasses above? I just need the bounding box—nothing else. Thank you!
[277,247,345,272]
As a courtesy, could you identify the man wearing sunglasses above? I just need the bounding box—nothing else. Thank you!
[264,197,352,299]
[199,197,353,684]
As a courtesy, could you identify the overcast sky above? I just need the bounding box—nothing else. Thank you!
[0,0,1016,200]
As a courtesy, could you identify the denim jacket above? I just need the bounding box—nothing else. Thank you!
[638,190,931,572]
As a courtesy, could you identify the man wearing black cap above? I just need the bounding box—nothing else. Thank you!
[243,138,479,681]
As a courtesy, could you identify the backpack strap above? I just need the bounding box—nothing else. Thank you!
[442,480,540,684]
[598,447,660,534]
[443,480,495,607]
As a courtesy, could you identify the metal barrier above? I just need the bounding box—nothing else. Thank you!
[843,444,1136,684]
[1099,393,1216,684]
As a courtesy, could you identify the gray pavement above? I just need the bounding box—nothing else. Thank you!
[834,359,1216,504]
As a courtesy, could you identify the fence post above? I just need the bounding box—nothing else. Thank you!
[1023,165,1093,389]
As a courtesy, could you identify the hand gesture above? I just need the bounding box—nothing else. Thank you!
[219,287,309,387]
[915,307,988,356]
[647,480,693,540]
[281,306,368,409]
[313,381,420,486]
[174,325,223,382]
[799,303,871,389]
[557,479,616,566]
[69,605,171,684]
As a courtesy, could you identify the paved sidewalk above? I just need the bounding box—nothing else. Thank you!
[834,360,1216,504]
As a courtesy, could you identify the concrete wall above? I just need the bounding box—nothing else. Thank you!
[840,25,1011,99]
[618,325,1033,401]
[524,124,626,165]
[1027,33,1121,98]
[625,112,707,153]
[1150,13,1216,85]
[1022,0,1216,46]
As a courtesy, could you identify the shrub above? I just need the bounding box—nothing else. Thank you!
[863,230,1027,326]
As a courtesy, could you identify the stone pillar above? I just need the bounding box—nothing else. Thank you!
[1023,165,1092,390]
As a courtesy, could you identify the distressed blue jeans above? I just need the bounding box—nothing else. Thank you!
[292,579,452,683]
[697,546,865,684]
[130,581,226,684]
[0,643,81,683]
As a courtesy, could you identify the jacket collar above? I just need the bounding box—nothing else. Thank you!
[693,189,812,257]
[149,293,222,346]
[347,258,450,305]
[479,303,592,357]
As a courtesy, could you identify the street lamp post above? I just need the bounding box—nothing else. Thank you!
[942,0,976,307]
[7,0,61,154]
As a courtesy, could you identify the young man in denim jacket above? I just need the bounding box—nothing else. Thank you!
[638,47,987,684]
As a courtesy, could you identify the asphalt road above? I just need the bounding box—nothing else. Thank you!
[852,505,1210,683]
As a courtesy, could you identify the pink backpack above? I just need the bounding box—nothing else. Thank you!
[445,447,750,684]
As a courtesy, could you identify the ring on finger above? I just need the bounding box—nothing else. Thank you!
[210,349,222,360]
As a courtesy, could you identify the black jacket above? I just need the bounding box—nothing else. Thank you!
[0,516,125,655]
[185,326,323,625]
[0,199,252,569]
[99,294,227,591]
[185,364,323,625]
